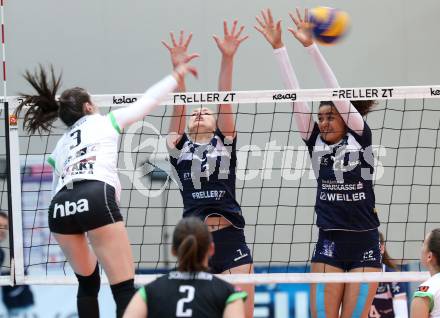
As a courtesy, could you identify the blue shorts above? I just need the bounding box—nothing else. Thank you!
[208,227,253,274]
[311,229,381,271]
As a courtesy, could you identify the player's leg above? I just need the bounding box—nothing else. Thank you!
[208,222,254,318]
[310,262,345,318]
[88,221,135,318]
[340,268,380,318]
[49,183,102,318]
[340,229,382,318]
[310,229,347,318]
[223,263,255,318]
[56,180,136,317]
[53,233,100,318]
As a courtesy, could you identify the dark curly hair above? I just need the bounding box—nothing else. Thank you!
[319,100,376,117]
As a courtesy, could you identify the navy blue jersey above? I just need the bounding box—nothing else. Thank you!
[305,122,380,231]
[169,129,245,228]
[369,265,407,318]
[141,271,247,318]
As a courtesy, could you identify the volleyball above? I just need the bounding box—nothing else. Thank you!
[309,6,350,45]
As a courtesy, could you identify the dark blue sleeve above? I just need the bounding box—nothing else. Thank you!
[304,123,320,156]
[168,133,189,167]
[215,128,236,148]
[215,128,237,163]
[174,133,189,150]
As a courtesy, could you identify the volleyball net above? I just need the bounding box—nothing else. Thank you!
[2,85,440,285]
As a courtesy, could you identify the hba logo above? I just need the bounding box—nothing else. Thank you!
[53,199,89,218]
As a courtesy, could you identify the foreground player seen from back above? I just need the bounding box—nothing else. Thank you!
[163,21,254,318]
[256,8,380,318]
[15,62,197,318]
[411,229,440,318]
[123,217,247,318]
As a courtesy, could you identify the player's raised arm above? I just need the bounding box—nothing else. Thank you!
[111,60,198,133]
[288,8,365,135]
[213,20,248,139]
[255,8,314,141]
[162,31,200,147]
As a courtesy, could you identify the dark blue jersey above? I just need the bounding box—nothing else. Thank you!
[141,272,247,318]
[169,129,244,228]
[369,265,407,318]
[305,121,380,231]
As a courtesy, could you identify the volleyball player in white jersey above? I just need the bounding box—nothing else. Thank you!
[15,62,197,318]
[162,22,254,318]
[411,229,440,318]
[256,8,380,318]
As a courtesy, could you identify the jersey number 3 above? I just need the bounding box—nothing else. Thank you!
[176,285,195,317]
[70,129,82,149]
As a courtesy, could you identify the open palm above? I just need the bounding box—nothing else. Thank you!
[213,20,248,58]
[255,8,283,49]
[162,31,199,68]
[288,8,314,47]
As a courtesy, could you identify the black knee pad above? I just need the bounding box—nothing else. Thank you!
[111,279,135,318]
[75,263,101,298]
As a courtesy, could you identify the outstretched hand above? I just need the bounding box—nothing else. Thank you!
[213,20,249,58]
[162,31,200,69]
[172,62,198,87]
[288,8,314,47]
[254,8,283,49]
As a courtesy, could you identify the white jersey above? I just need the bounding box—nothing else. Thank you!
[414,273,440,318]
[47,113,121,200]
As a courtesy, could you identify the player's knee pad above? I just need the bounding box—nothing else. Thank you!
[110,279,135,318]
[75,263,101,298]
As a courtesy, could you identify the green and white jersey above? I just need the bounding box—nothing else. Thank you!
[414,273,440,318]
[47,113,121,200]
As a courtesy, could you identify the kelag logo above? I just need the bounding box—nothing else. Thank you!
[430,88,440,96]
[272,93,296,101]
[112,95,138,105]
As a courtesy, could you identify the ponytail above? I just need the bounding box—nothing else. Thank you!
[15,65,61,134]
[172,217,212,272]
[15,65,91,133]
[177,235,204,272]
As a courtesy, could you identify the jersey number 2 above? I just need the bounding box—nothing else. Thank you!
[176,285,195,317]
[70,129,82,149]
